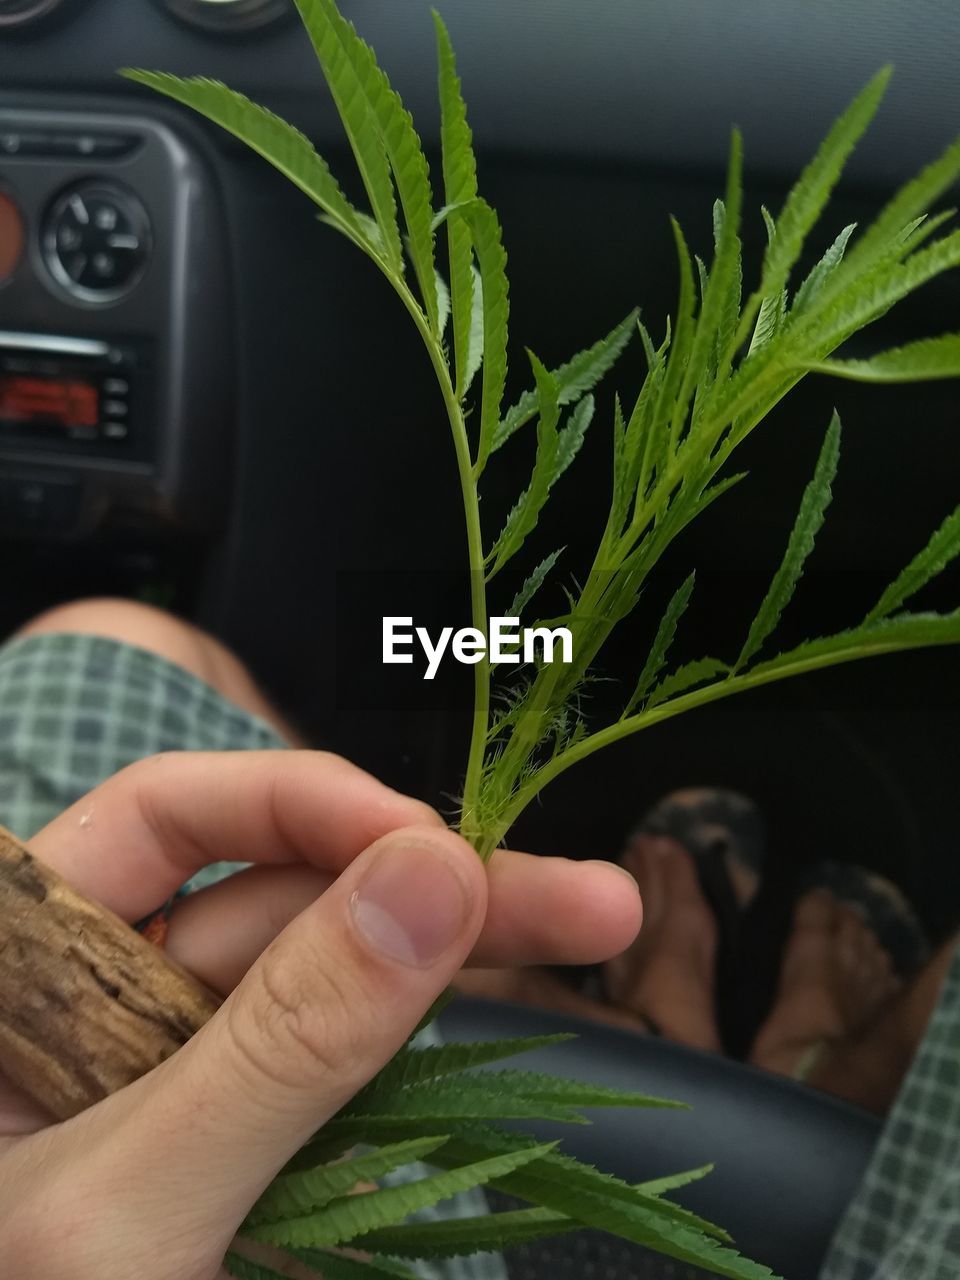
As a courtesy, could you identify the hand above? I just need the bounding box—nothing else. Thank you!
[0,750,641,1280]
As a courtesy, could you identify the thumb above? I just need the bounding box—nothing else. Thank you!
[104,825,486,1249]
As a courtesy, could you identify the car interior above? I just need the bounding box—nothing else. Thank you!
[1,3,958,1277]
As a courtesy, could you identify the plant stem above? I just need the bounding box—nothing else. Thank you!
[392,281,491,852]
[487,626,958,847]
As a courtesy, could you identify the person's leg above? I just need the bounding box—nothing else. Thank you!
[15,598,303,745]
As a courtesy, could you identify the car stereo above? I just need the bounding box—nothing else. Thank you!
[0,331,146,455]
[0,97,231,539]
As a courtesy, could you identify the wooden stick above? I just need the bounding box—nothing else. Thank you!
[0,825,220,1120]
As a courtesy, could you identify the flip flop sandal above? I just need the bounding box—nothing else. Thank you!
[636,787,766,949]
[590,788,766,1033]
[797,859,929,980]
[788,860,929,1084]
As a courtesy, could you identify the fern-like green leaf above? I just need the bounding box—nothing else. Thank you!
[356,1033,575,1097]
[354,1207,576,1259]
[459,198,510,472]
[299,0,439,327]
[735,411,841,671]
[341,1078,589,1126]
[866,503,960,622]
[289,1249,419,1279]
[421,1130,773,1279]
[681,130,743,401]
[494,310,639,452]
[750,610,960,681]
[120,74,368,250]
[804,334,960,381]
[740,68,890,341]
[623,572,696,716]
[247,1136,449,1226]
[434,10,479,393]
[504,551,564,625]
[248,1144,557,1248]
[292,0,402,270]
[486,353,561,576]
[836,134,960,286]
[647,657,730,709]
[639,1164,716,1197]
[792,222,857,313]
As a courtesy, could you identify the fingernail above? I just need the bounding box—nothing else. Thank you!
[585,859,641,892]
[351,840,473,967]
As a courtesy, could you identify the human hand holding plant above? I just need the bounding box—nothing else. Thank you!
[0,750,641,1279]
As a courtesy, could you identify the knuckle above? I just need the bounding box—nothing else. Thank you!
[226,940,367,1092]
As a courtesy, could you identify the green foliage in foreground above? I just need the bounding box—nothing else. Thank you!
[128,1,960,1275]
[224,1027,770,1280]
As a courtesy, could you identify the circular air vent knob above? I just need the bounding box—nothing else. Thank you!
[42,182,152,305]
[158,0,290,33]
[0,0,72,29]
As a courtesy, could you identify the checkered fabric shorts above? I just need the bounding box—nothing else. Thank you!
[820,945,960,1280]
[0,629,505,1280]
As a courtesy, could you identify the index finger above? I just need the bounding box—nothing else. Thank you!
[27,750,444,920]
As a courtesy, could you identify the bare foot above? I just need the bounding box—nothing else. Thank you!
[602,835,722,1052]
[750,889,900,1080]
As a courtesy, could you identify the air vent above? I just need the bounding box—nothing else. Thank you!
[158,0,290,33]
[0,0,71,29]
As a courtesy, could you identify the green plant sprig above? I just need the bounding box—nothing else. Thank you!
[125,1,960,1275]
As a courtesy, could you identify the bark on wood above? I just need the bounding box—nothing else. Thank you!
[0,824,220,1120]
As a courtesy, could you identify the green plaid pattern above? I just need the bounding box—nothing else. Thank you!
[0,629,504,1280]
[821,944,960,1280]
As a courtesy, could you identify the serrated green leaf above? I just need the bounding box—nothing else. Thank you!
[121,74,368,250]
[342,1076,589,1126]
[803,334,960,382]
[504,551,564,625]
[748,288,787,356]
[750,610,960,680]
[297,0,439,327]
[866,504,960,622]
[433,1066,686,1112]
[663,217,698,453]
[456,198,510,471]
[837,133,960,285]
[681,130,743,403]
[494,310,639,451]
[556,394,595,477]
[647,657,730,709]
[354,1207,576,1259]
[419,1129,774,1278]
[639,1164,716,1197]
[248,1143,557,1248]
[695,470,748,516]
[735,411,841,671]
[624,572,696,717]
[792,223,857,313]
[486,352,560,576]
[248,1136,450,1226]
[434,10,479,393]
[434,270,451,334]
[289,1249,419,1279]
[355,1033,575,1097]
[739,68,890,341]
[291,0,402,270]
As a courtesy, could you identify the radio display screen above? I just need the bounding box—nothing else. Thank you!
[0,374,100,429]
